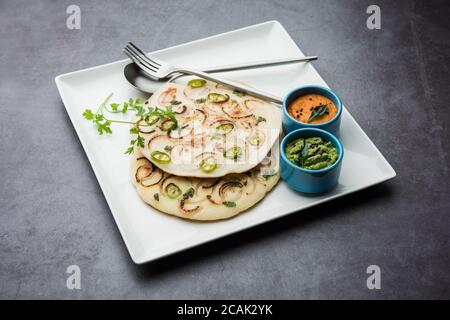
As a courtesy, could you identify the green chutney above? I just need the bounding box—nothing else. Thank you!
[285,137,338,170]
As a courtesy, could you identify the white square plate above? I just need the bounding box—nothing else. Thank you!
[55,21,396,264]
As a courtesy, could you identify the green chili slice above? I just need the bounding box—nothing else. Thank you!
[199,156,217,173]
[165,183,182,199]
[146,114,160,125]
[161,119,176,131]
[187,79,207,89]
[224,146,242,161]
[207,93,229,103]
[248,135,260,146]
[150,151,171,164]
[216,123,234,134]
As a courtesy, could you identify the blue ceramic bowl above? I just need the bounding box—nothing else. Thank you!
[280,128,344,194]
[282,86,342,136]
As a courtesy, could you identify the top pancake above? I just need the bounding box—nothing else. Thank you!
[137,80,282,178]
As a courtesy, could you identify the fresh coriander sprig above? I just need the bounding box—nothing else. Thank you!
[105,98,144,113]
[124,127,145,155]
[82,93,115,135]
[82,93,178,155]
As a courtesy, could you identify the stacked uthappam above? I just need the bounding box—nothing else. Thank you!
[130,79,281,221]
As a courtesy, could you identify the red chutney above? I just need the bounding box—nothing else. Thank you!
[287,94,337,124]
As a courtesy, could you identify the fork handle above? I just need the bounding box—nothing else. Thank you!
[202,56,317,73]
[176,68,283,105]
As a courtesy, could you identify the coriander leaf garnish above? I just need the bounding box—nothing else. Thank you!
[82,93,176,155]
[137,135,145,148]
[129,127,139,134]
[125,126,146,154]
[125,146,134,155]
[110,103,120,112]
[97,120,112,135]
[82,93,115,135]
[222,201,236,208]
[301,143,310,158]
[136,106,146,117]
[256,116,266,125]
[307,104,329,123]
[170,100,182,105]
[164,105,178,130]
[82,109,95,120]
[195,98,206,104]
[182,188,195,200]
[261,168,277,180]
[233,89,246,97]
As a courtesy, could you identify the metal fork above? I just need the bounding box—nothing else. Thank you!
[123,42,284,105]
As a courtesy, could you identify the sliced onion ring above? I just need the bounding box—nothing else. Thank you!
[172,104,187,114]
[218,176,246,202]
[158,87,177,106]
[248,131,266,146]
[222,101,253,119]
[135,160,164,187]
[179,199,200,214]
[135,163,152,183]
[244,99,264,109]
[168,125,193,139]
[147,134,171,150]
[140,169,163,187]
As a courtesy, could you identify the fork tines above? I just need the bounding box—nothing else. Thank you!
[123,42,160,72]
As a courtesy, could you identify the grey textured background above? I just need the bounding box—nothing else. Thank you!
[1,0,449,299]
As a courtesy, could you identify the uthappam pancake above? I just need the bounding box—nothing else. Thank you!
[131,147,280,221]
[135,80,281,178]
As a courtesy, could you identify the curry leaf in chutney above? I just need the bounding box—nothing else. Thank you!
[307,104,329,123]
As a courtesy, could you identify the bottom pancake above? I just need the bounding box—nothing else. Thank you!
[131,147,279,221]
